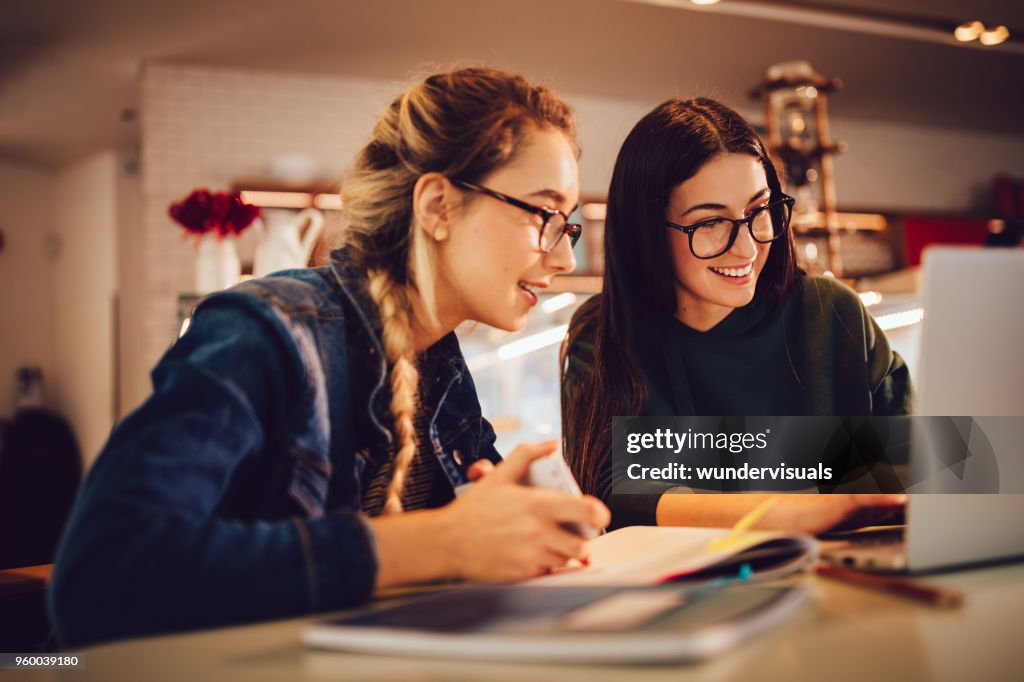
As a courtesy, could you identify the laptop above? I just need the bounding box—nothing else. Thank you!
[303,583,811,663]
[822,247,1024,572]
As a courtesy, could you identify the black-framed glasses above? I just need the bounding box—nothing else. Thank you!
[665,194,795,260]
[450,179,582,253]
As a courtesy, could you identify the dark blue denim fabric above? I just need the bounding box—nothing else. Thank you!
[49,247,500,648]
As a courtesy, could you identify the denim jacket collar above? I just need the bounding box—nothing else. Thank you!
[327,247,467,446]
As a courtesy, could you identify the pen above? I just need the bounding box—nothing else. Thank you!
[815,564,964,608]
[707,495,781,552]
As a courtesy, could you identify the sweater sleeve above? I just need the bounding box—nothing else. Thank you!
[863,304,915,416]
[49,301,378,649]
[799,275,914,416]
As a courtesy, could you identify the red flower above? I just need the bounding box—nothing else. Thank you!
[222,194,262,236]
[169,190,260,236]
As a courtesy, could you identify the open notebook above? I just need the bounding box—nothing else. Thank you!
[302,526,817,663]
[529,525,819,586]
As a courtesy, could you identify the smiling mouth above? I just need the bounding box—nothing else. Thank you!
[518,280,541,304]
[709,263,754,278]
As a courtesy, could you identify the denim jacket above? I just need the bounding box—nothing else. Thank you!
[50,247,500,648]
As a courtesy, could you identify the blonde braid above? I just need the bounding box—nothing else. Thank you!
[340,67,578,515]
[367,269,420,514]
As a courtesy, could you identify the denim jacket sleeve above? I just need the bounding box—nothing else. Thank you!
[49,299,378,648]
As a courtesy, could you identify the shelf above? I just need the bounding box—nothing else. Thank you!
[230,178,340,194]
[231,179,341,210]
[793,212,888,232]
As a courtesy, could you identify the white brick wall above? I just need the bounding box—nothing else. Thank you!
[135,62,1024,413]
[137,64,403,396]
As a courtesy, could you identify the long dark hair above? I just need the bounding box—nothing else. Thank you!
[562,97,800,496]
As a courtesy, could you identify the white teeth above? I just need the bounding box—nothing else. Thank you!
[518,281,537,294]
[710,264,753,278]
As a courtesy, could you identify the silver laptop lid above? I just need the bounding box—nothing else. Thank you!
[909,248,1024,570]
[907,495,1024,571]
[918,248,1024,416]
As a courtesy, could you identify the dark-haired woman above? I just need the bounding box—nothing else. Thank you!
[562,98,910,532]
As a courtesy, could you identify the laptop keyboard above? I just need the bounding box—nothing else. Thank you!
[844,529,905,546]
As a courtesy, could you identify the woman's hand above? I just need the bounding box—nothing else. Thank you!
[754,494,906,534]
[439,441,610,582]
[370,441,609,589]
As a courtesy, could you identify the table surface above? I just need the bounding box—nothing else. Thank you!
[8,561,1024,682]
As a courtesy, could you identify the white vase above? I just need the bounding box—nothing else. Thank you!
[194,233,241,294]
[253,208,325,278]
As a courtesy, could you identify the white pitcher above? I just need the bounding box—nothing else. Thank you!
[253,207,325,277]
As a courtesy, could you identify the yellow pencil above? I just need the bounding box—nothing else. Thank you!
[708,495,781,552]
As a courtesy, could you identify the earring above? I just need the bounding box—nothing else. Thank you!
[434,225,448,241]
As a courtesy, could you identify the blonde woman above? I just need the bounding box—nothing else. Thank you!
[51,68,610,648]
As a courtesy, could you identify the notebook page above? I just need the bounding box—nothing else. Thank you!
[528,526,811,586]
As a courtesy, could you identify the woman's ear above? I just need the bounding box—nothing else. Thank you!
[412,172,453,242]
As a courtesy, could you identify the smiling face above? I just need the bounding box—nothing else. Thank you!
[665,152,773,331]
[434,126,580,332]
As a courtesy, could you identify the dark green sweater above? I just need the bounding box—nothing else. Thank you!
[563,275,914,526]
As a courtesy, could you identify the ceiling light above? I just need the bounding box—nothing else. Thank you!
[625,2,1023,54]
[980,25,1010,46]
[954,20,984,42]
[690,0,720,5]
